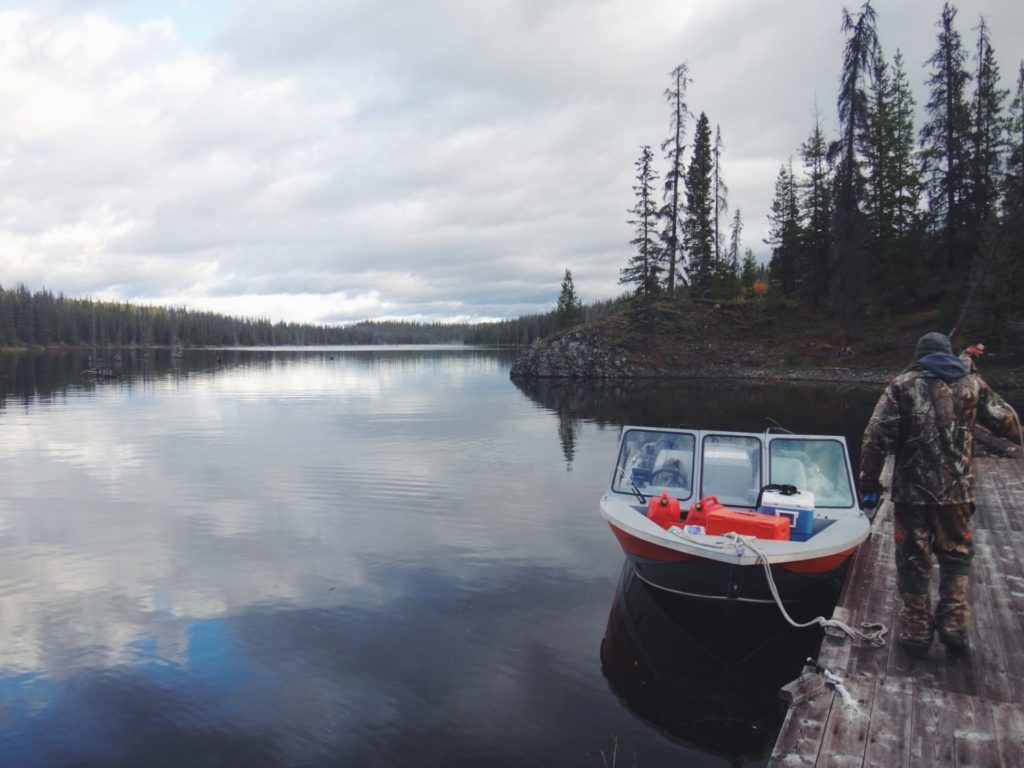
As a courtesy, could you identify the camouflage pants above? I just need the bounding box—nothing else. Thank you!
[893,502,973,646]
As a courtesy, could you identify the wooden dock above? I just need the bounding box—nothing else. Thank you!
[769,457,1024,767]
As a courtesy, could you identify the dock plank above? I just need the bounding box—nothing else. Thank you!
[952,692,1000,768]
[963,530,1013,703]
[816,678,873,768]
[769,685,834,767]
[861,677,912,768]
[910,687,957,767]
[991,702,1024,768]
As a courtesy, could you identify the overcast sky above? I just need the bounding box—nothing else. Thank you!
[1,0,1022,324]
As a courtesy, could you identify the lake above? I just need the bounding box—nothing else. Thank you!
[0,348,1011,767]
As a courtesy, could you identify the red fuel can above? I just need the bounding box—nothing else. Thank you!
[684,496,724,528]
[647,491,683,529]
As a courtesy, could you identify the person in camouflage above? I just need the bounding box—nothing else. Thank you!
[859,332,1021,657]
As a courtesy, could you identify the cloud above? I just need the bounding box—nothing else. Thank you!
[0,1,1022,322]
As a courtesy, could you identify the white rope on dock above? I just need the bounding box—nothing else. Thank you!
[806,658,862,714]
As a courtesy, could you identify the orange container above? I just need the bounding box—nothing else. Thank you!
[647,491,683,529]
[706,508,791,540]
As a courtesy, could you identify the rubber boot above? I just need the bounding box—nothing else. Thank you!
[898,592,933,658]
[936,574,970,652]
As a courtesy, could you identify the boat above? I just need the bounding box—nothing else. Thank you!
[600,426,871,605]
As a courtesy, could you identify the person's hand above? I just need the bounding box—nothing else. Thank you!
[862,492,879,511]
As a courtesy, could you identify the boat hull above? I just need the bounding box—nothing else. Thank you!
[609,523,852,605]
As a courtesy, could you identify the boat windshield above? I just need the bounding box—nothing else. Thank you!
[768,438,854,507]
[613,429,695,500]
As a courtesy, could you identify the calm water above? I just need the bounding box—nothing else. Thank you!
[0,348,1003,767]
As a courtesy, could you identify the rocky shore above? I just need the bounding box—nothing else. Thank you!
[508,301,1024,391]
[509,326,896,387]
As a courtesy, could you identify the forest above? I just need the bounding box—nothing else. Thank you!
[619,1,1024,346]
[0,282,621,349]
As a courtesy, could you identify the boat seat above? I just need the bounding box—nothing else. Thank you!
[772,457,807,490]
[702,463,759,507]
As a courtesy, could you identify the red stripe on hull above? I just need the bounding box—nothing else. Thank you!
[609,523,855,573]
[609,524,698,562]
[779,549,855,574]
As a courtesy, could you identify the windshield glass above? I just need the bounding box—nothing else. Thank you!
[769,438,854,507]
[700,434,762,508]
[612,429,695,500]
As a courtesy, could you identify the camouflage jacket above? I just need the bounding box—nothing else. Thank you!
[859,366,1021,505]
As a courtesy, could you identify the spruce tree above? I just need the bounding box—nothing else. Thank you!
[1005,62,1024,208]
[967,17,1010,240]
[766,162,802,296]
[740,248,759,297]
[727,208,743,275]
[621,145,662,300]
[714,208,742,299]
[798,108,833,302]
[864,49,894,279]
[888,52,923,241]
[556,269,583,329]
[920,2,972,276]
[886,50,924,299]
[684,113,715,296]
[863,48,923,302]
[830,0,878,346]
[659,64,691,294]
[713,124,729,265]
[975,62,1024,337]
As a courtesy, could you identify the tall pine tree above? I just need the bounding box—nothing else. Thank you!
[621,145,662,301]
[830,0,878,346]
[920,2,972,276]
[715,207,742,299]
[659,64,691,294]
[798,108,833,302]
[740,248,760,297]
[713,124,729,265]
[1005,62,1024,208]
[556,269,583,330]
[967,17,1010,242]
[684,113,715,296]
[863,48,923,302]
[766,162,802,297]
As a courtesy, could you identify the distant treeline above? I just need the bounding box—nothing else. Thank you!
[0,284,625,349]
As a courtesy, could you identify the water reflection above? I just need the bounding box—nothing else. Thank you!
[0,347,633,767]
[600,563,830,766]
[0,347,519,409]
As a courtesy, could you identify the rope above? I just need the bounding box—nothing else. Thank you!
[669,527,888,647]
[806,658,862,713]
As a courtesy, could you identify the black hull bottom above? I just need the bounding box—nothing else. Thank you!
[626,553,846,609]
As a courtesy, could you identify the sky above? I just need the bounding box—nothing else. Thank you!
[0,0,1022,325]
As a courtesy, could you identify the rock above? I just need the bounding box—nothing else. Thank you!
[509,328,638,379]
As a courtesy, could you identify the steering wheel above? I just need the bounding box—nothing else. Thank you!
[649,467,687,488]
